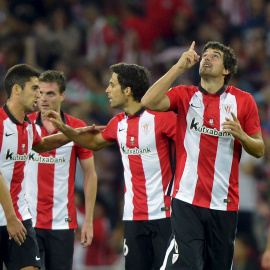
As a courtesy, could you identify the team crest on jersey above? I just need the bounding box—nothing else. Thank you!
[209,119,214,126]
[222,104,234,114]
[22,144,25,152]
[141,122,150,134]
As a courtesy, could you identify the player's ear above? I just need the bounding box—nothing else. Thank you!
[12,84,22,96]
[223,69,230,76]
[60,91,66,102]
[124,87,132,96]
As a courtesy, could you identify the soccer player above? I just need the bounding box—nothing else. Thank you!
[141,41,265,269]
[0,64,71,270]
[45,63,176,270]
[25,70,97,270]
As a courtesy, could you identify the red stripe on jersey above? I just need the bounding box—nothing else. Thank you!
[127,117,148,220]
[36,150,56,229]
[227,141,241,210]
[192,95,220,207]
[67,147,77,228]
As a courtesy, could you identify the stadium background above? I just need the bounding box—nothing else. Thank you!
[0,0,270,269]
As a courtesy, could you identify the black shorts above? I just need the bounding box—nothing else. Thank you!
[0,219,41,270]
[161,199,238,270]
[35,228,75,270]
[124,218,172,270]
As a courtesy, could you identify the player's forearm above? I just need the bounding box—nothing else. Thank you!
[84,172,97,225]
[0,175,17,221]
[240,134,264,158]
[141,64,184,111]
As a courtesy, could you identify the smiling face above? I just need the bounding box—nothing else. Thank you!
[199,48,229,80]
[38,82,65,114]
[18,76,40,112]
[105,72,127,109]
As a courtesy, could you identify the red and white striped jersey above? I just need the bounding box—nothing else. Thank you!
[25,111,93,230]
[166,84,261,211]
[0,105,42,226]
[102,108,176,221]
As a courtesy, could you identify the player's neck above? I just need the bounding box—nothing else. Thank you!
[123,101,142,115]
[6,100,26,123]
[200,78,225,94]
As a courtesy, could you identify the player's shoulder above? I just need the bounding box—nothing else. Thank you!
[226,85,252,96]
[27,111,39,122]
[145,109,176,118]
[64,113,87,128]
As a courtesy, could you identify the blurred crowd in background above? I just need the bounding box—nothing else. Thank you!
[0,0,270,269]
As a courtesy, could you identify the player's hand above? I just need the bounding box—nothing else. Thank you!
[44,110,65,131]
[82,124,106,134]
[262,250,270,269]
[222,112,246,141]
[80,222,93,248]
[6,216,27,246]
[176,41,200,71]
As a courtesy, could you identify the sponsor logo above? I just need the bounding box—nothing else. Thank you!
[5,133,14,137]
[5,149,28,161]
[190,118,232,138]
[191,103,201,108]
[35,256,41,261]
[28,152,67,164]
[118,128,125,132]
[120,143,151,155]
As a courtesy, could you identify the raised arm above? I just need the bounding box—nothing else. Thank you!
[141,41,200,111]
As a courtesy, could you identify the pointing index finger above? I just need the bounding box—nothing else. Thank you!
[189,41,195,51]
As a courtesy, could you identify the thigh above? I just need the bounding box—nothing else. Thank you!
[204,210,238,270]
[161,199,205,270]
[151,218,172,270]
[124,221,154,270]
[43,229,74,270]
[0,226,8,270]
[7,219,41,270]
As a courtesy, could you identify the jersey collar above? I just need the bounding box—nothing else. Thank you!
[198,83,227,95]
[125,107,145,118]
[3,104,31,124]
[36,110,66,127]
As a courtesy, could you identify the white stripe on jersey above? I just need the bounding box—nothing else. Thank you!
[177,93,201,203]
[210,92,237,209]
[140,112,166,220]
[52,144,73,228]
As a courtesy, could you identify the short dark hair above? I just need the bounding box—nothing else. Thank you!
[110,63,151,102]
[4,64,40,99]
[202,41,238,84]
[39,70,66,94]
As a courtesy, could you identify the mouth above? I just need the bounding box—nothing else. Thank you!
[41,104,49,110]
[203,62,211,68]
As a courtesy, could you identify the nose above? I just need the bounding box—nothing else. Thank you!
[36,89,41,98]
